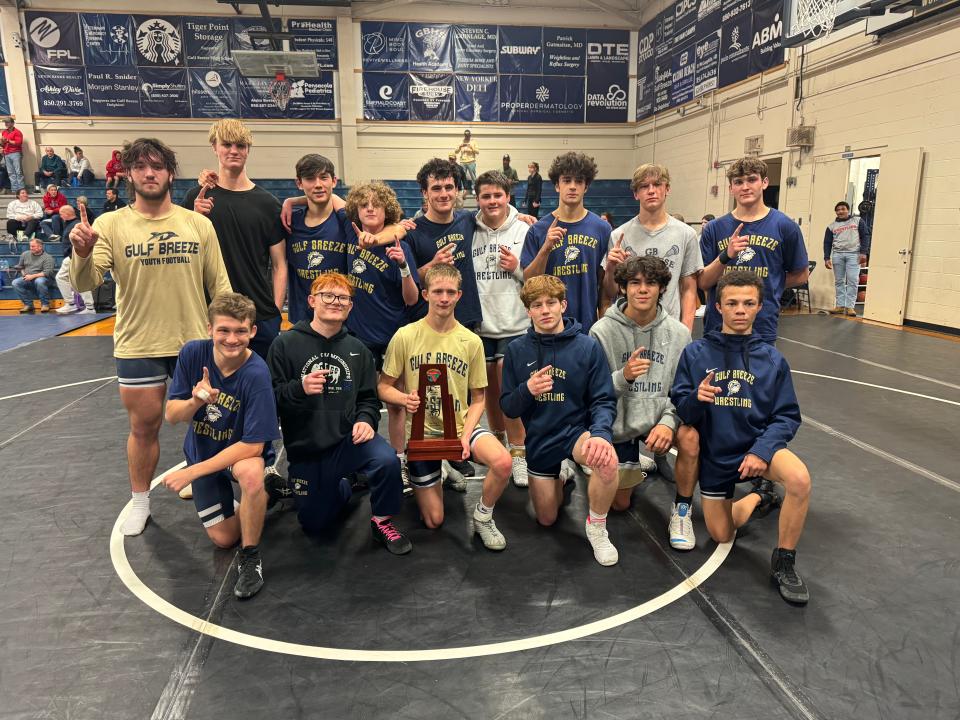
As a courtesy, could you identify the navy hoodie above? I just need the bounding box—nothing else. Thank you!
[670,330,801,483]
[500,318,617,459]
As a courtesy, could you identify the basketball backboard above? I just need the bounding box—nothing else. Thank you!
[232,50,320,78]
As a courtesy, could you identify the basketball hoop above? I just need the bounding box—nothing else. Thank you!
[269,71,291,111]
[795,0,839,39]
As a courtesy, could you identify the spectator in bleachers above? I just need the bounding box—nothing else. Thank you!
[6,188,42,240]
[76,196,96,224]
[600,211,615,227]
[448,153,467,206]
[40,184,69,238]
[12,238,55,313]
[525,162,542,218]
[34,147,68,192]
[501,154,519,206]
[54,206,94,315]
[1,117,24,193]
[103,187,126,213]
[68,147,95,186]
[105,150,126,189]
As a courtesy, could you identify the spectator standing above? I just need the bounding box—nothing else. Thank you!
[824,201,871,317]
[35,147,67,191]
[103,187,127,213]
[68,147,95,186]
[501,155,519,206]
[525,162,542,218]
[12,238,55,312]
[54,206,94,314]
[1,117,24,193]
[455,129,479,195]
[6,188,43,239]
[105,150,126,189]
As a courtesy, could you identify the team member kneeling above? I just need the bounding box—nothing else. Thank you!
[163,293,280,599]
[266,272,412,555]
[670,270,811,604]
[501,276,621,566]
[589,256,700,550]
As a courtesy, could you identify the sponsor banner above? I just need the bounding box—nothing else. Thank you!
[183,16,232,67]
[749,0,785,74]
[653,60,672,114]
[543,27,586,76]
[673,19,698,49]
[675,0,700,31]
[498,26,543,75]
[719,3,752,88]
[671,39,697,107]
[26,12,84,67]
[636,21,657,76]
[499,74,584,123]
[231,17,282,51]
[408,73,454,120]
[139,66,189,116]
[453,25,498,73]
[133,16,185,67]
[586,29,630,69]
[34,66,89,115]
[362,72,409,120]
[722,0,752,24]
[80,14,136,67]
[286,73,336,119]
[408,24,453,73]
[655,9,675,61]
[86,66,140,116]
[455,74,498,122]
[693,29,721,96]
[288,18,338,69]
[0,73,8,115]
[636,66,655,120]
[239,75,283,119]
[189,68,240,117]
[698,0,723,28]
[585,72,628,123]
[361,22,409,71]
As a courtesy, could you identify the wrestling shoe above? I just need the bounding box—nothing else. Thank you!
[585,518,618,566]
[668,502,696,551]
[234,547,264,599]
[771,548,809,605]
[372,518,412,555]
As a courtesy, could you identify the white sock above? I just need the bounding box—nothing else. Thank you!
[475,500,493,518]
[121,491,151,536]
[588,510,607,525]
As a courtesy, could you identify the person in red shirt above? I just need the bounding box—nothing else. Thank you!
[40,184,68,239]
[1,117,24,193]
[105,150,126,189]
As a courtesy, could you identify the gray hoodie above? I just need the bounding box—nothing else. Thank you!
[473,204,528,338]
[589,300,691,442]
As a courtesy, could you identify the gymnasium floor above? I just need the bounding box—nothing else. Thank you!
[1,314,957,720]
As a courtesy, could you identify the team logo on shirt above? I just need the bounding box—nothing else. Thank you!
[205,404,223,422]
[563,246,581,264]
[665,244,679,259]
[736,247,756,264]
[624,245,637,258]
[307,251,324,268]
[485,253,499,269]
[301,353,353,394]
[352,258,367,275]
[727,380,741,395]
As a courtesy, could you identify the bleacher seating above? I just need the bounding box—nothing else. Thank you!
[1,178,636,302]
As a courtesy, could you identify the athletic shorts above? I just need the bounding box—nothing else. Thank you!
[408,427,492,488]
[115,356,178,389]
[526,424,587,480]
[699,477,753,501]
[614,439,648,490]
[480,335,523,362]
[192,469,238,527]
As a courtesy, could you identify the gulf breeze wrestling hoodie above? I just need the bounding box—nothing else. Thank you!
[500,318,617,459]
[266,320,381,462]
[669,330,801,482]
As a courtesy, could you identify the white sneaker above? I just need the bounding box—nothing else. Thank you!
[78,307,96,314]
[511,453,528,487]
[694,305,706,318]
[178,483,193,500]
[638,454,657,473]
[560,459,577,486]
[585,518,619,566]
[56,304,78,314]
[668,502,696,551]
[473,511,507,551]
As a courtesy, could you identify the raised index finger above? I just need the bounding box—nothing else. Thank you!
[79,203,89,225]
[630,346,645,360]
[703,370,715,384]
[549,216,559,230]
[352,221,362,237]
[733,222,744,237]
[615,233,624,248]
[536,364,553,376]
[197,185,207,201]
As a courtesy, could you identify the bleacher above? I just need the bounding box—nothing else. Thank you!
[0,178,636,304]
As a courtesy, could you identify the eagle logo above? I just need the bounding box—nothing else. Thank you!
[307,251,324,268]
[563,246,580,264]
[352,258,367,275]
[485,253,499,269]
[736,247,756,264]
[727,380,741,395]
[205,404,223,423]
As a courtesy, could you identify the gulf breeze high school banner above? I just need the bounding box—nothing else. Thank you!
[27,11,339,119]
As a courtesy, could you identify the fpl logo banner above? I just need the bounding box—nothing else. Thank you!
[362,72,409,120]
[26,12,84,67]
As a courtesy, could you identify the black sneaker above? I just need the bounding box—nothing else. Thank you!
[750,479,783,518]
[771,548,809,605]
[264,470,292,509]
[234,547,264,599]
[371,518,412,555]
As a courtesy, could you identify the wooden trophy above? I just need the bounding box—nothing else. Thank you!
[406,364,463,461]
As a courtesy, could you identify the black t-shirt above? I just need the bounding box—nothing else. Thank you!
[182,184,283,322]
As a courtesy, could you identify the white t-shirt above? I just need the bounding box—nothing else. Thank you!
[607,215,702,320]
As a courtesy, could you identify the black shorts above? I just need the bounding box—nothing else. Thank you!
[115,356,178,389]
[192,469,238,527]
[526,424,586,480]
[480,335,523,362]
[407,427,492,488]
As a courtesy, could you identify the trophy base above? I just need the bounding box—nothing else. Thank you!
[406,439,464,462]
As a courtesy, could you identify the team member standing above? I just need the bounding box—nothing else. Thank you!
[501,276,620,566]
[699,158,809,344]
[670,270,811,604]
[379,265,513,550]
[823,201,870,317]
[522,152,610,333]
[69,138,231,536]
[603,164,702,331]
[590,257,698,551]
[524,162,542,219]
[185,120,286,361]
[163,294,279,599]
[267,272,412,554]
[471,171,530,486]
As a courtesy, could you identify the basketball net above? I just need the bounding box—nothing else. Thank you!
[269,71,291,111]
[795,0,839,39]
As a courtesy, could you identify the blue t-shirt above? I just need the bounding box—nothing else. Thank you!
[700,209,808,343]
[405,209,482,328]
[345,231,419,347]
[168,340,280,468]
[521,211,610,332]
[285,206,350,324]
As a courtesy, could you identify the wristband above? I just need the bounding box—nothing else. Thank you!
[399,265,411,278]
[718,249,732,265]
[197,388,211,402]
